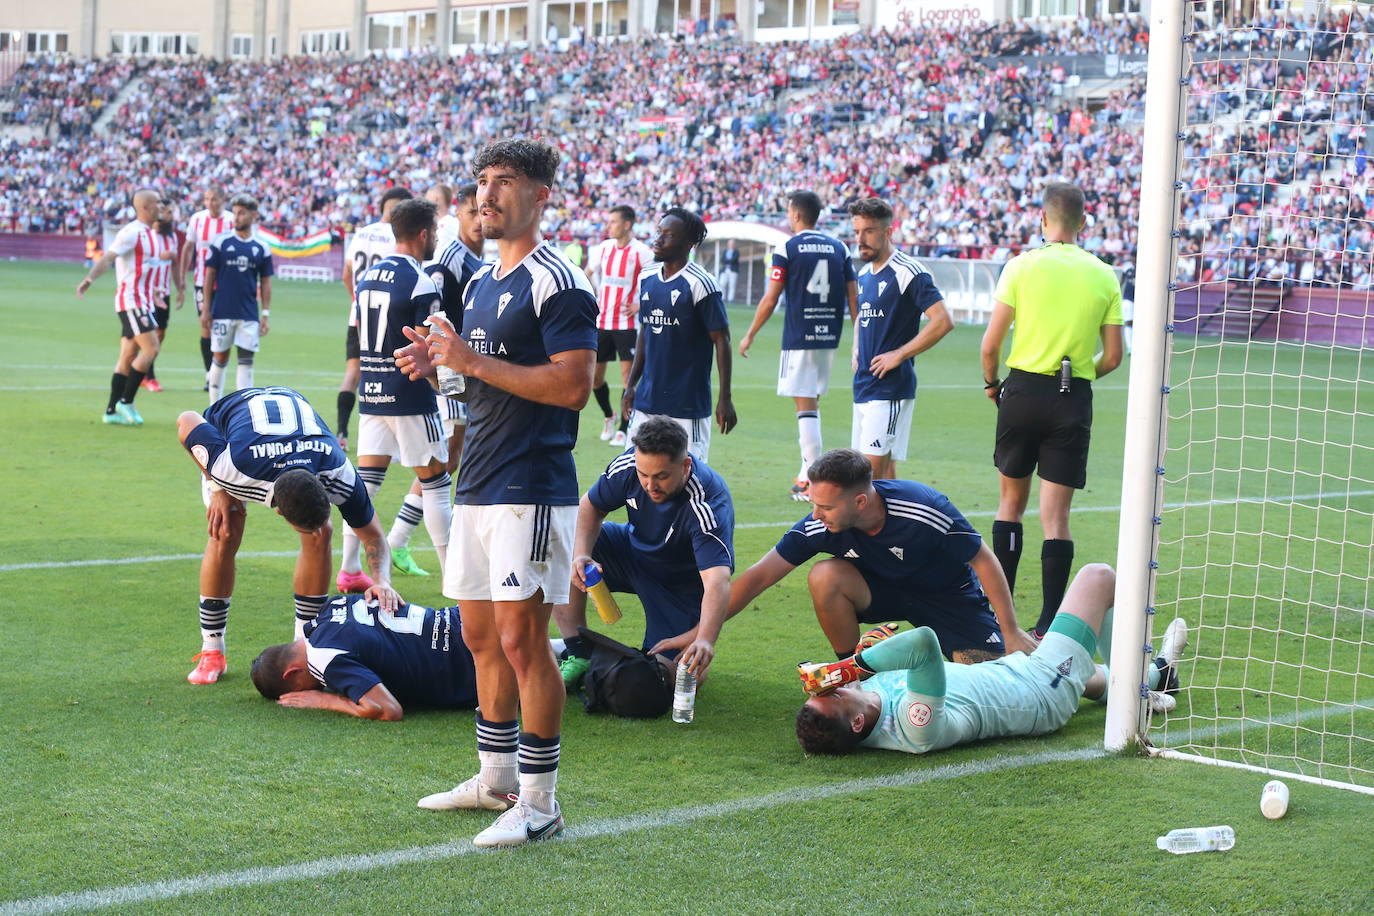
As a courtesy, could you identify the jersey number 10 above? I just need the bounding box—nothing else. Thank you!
[248,391,324,437]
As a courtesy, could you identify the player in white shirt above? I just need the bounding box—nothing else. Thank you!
[584,205,655,446]
[180,187,232,384]
[337,186,411,451]
[76,188,165,426]
[142,196,185,393]
[427,183,462,252]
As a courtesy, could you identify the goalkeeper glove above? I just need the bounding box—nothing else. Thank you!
[854,623,900,655]
[797,655,874,697]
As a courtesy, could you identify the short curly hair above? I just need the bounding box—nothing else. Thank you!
[795,702,865,755]
[847,197,893,223]
[272,468,330,530]
[472,138,560,187]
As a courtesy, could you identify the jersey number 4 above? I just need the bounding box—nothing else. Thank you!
[805,260,831,301]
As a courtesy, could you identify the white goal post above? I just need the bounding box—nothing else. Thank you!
[1106,0,1374,796]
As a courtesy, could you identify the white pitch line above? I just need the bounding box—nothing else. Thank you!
[0,746,1104,916]
[5,488,1372,572]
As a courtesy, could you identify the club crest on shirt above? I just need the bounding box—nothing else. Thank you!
[907,702,932,728]
[498,292,513,318]
[670,289,681,306]
[878,280,888,297]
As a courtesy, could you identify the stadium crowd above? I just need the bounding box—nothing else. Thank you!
[0,9,1370,284]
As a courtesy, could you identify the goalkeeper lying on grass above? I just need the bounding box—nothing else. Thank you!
[795,564,1188,755]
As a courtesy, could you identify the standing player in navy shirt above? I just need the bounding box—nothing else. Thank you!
[551,416,735,688]
[622,207,736,460]
[340,198,453,596]
[384,182,487,579]
[727,449,1038,663]
[176,387,399,686]
[202,194,273,404]
[847,198,953,479]
[396,139,597,848]
[738,190,858,502]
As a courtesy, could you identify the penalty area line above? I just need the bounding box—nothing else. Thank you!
[0,747,1103,915]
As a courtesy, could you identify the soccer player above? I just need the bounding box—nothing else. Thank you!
[176,386,399,685]
[76,187,163,426]
[728,448,1038,662]
[794,565,1188,756]
[585,205,654,446]
[385,182,486,578]
[251,597,477,721]
[427,183,461,252]
[551,416,734,689]
[717,238,740,303]
[395,138,597,848]
[341,197,452,595]
[848,198,954,480]
[338,186,413,451]
[980,182,1124,640]
[202,194,273,403]
[738,190,858,502]
[622,208,736,461]
[143,194,185,393]
[181,186,231,382]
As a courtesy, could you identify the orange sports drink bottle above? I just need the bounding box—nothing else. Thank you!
[583,563,622,624]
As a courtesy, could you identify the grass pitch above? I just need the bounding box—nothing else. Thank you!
[2,260,1372,915]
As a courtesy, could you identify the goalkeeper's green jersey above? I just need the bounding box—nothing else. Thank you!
[856,621,1096,755]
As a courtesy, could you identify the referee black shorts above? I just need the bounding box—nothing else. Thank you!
[596,328,636,363]
[345,324,360,360]
[994,368,1093,489]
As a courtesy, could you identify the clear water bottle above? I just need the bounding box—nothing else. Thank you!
[1156,826,1235,854]
[423,316,466,399]
[672,664,697,724]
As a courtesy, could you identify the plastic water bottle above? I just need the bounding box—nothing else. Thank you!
[1155,826,1235,854]
[672,664,697,724]
[1261,780,1289,819]
[582,564,622,625]
[423,316,466,399]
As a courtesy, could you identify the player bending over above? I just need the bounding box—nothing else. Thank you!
[795,564,1187,755]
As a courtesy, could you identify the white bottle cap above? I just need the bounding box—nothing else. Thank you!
[1260,779,1289,819]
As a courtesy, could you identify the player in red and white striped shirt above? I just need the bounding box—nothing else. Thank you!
[180,187,231,380]
[141,197,185,393]
[584,205,655,446]
[76,188,164,426]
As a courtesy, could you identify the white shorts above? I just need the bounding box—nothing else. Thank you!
[209,318,260,353]
[440,395,467,438]
[357,412,447,467]
[627,411,712,462]
[777,348,836,399]
[444,504,576,604]
[852,398,915,461]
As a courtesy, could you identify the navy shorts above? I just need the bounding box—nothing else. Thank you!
[859,574,1003,658]
[592,522,701,657]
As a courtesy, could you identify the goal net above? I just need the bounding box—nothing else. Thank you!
[1107,0,1374,793]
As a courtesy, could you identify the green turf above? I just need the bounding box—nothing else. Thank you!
[2,260,1372,914]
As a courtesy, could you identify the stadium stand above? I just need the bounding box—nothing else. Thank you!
[0,9,1368,292]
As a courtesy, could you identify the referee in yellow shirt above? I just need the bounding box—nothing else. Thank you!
[979,182,1123,639]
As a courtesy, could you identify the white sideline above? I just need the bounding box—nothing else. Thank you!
[5,487,1370,572]
[0,746,1104,916]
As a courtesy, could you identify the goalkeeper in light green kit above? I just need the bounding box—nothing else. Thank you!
[795,564,1187,755]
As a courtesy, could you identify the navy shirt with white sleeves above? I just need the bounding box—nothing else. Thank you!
[587,447,735,584]
[772,229,855,350]
[634,262,729,419]
[455,241,598,506]
[426,239,485,329]
[207,231,274,321]
[185,386,373,528]
[853,250,944,402]
[352,254,442,417]
[304,597,477,709]
[774,479,984,607]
